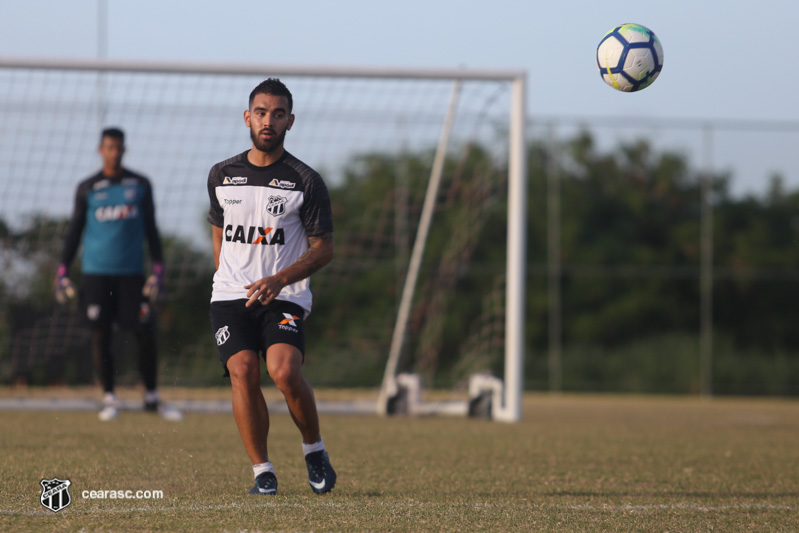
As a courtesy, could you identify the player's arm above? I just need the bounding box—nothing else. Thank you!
[212,225,223,270]
[142,181,164,305]
[60,183,88,270]
[141,179,166,301]
[207,166,225,271]
[245,232,334,307]
[142,179,164,265]
[55,183,88,302]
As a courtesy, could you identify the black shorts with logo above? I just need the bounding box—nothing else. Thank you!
[210,299,306,377]
[81,274,151,329]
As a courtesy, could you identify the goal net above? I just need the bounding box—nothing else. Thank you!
[0,58,526,421]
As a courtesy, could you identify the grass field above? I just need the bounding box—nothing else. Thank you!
[1,389,798,532]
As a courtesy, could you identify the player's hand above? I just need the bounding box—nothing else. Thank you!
[244,275,286,307]
[54,264,75,304]
[142,262,165,304]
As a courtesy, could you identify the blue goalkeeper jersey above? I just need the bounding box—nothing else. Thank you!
[61,169,163,275]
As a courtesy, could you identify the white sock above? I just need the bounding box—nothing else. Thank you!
[102,392,117,405]
[302,438,325,456]
[253,461,275,479]
[144,390,159,404]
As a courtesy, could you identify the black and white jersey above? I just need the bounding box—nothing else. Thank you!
[207,150,333,316]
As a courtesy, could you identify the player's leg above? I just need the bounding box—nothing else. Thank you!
[117,275,182,420]
[227,349,270,463]
[92,324,115,396]
[82,274,119,421]
[134,317,158,404]
[133,313,185,419]
[117,276,157,404]
[265,343,320,443]
[211,300,277,495]
[266,343,336,494]
[226,349,277,495]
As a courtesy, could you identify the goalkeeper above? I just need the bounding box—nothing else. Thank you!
[56,128,179,421]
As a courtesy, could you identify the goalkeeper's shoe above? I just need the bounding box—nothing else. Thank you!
[249,472,278,496]
[98,394,119,421]
[144,399,184,422]
[305,450,337,494]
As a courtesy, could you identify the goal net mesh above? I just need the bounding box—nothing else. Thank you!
[0,63,514,390]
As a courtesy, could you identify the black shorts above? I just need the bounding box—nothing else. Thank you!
[81,274,151,329]
[210,299,306,377]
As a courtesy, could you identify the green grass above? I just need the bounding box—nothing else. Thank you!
[1,392,798,532]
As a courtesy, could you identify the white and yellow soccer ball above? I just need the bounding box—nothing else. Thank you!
[597,23,663,92]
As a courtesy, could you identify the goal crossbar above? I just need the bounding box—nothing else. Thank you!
[0,56,524,82]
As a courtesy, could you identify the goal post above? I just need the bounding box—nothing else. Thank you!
[377,81,463,416]
[502,75,527,422]
[0,57,526,422]
[377,73,527,423]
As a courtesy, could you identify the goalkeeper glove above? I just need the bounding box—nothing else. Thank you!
[142,262,164,304]
[55,264,75,304]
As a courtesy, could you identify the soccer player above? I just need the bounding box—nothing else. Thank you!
[207,79,336,496]
[56,128,179,422]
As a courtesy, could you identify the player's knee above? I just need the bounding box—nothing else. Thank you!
[227,354,260,386]
[268,361,301,392]
[266,345,303,391]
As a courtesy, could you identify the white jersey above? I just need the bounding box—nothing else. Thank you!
[207,150,333,316]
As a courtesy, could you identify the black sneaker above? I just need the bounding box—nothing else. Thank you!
[249,472,278,495]
[305,450,336,494]
[144,400,158,413]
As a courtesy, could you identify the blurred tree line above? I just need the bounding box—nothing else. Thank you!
[525,132,799,394]
[2,131,798,394]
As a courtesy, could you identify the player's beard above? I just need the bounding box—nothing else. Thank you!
[250,126,286,154]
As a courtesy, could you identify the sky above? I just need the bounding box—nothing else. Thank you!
[2,0,799,195]
[3,0,797,121]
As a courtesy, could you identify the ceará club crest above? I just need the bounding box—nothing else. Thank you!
[266,196,287,216]
[40,478,72,513]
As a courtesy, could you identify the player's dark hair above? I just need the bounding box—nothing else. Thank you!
[249,78,293,113]
[100,127,125,144]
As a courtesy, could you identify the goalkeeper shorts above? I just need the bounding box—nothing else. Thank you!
[81,274,149,329]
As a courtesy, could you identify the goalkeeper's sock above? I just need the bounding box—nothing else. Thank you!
[102,392,118,405]
[302,438,325,456]
[253,461,275,480]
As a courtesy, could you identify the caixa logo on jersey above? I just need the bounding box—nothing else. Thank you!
[95,204,138,222]
[224,225,285,245]
[40,478,72,513]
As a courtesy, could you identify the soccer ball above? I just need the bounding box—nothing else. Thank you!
[596,23,663,92]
